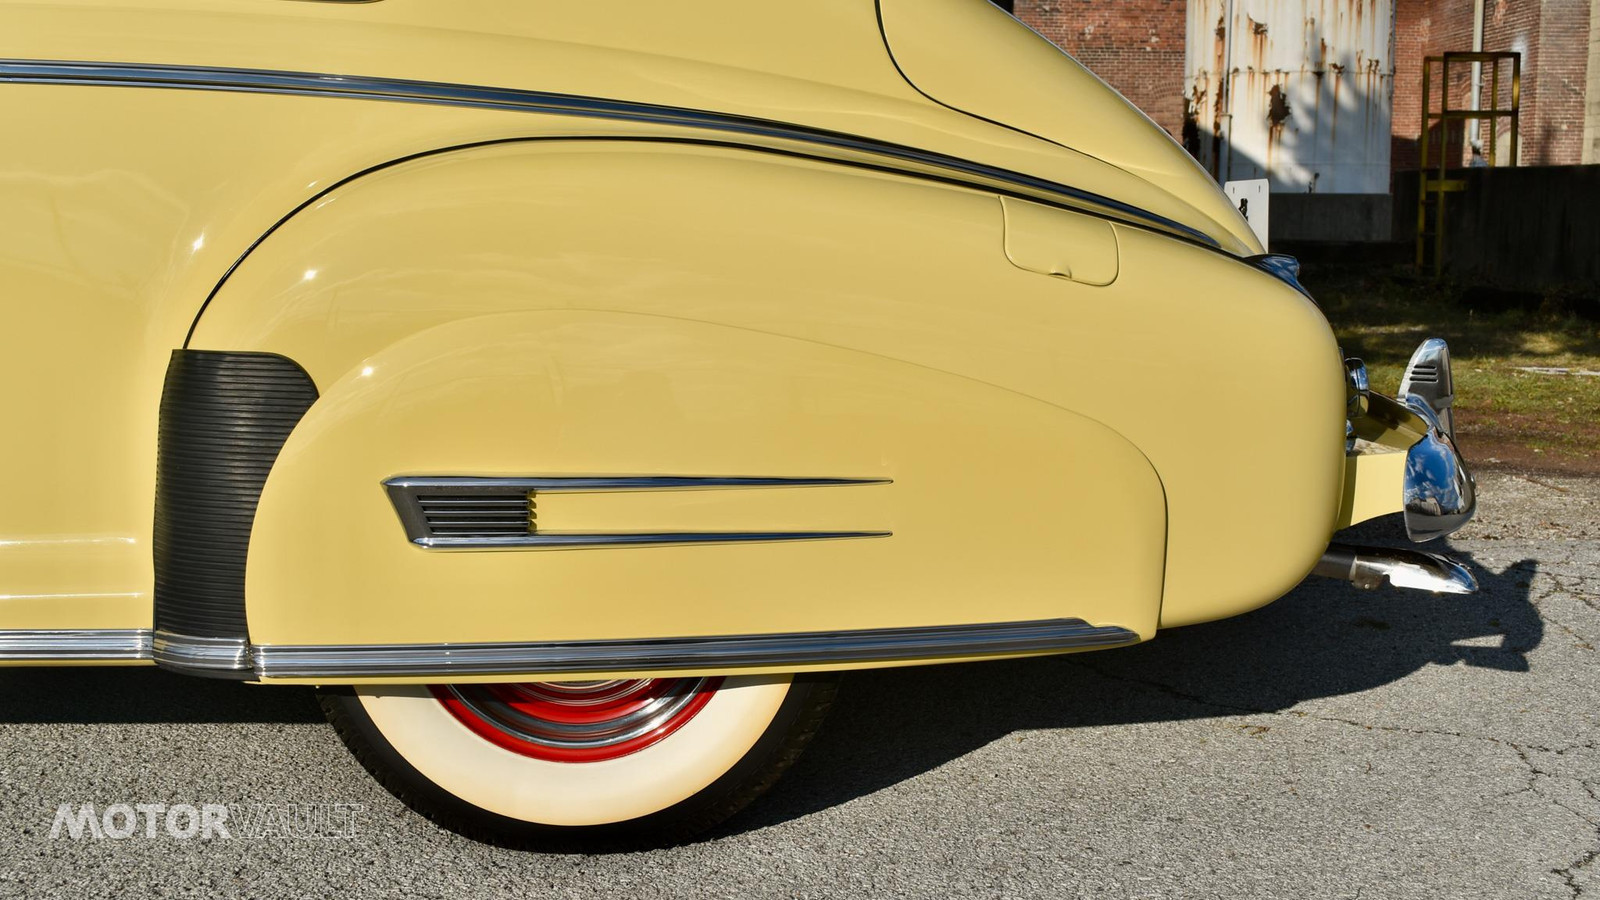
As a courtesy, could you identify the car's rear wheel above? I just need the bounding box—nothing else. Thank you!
[319,673,836,848]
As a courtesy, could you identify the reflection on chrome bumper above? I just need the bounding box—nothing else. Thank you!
[1347,338,1477,543]
[1400,391,1476,543]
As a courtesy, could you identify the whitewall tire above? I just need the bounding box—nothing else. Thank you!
[319,673,836,848]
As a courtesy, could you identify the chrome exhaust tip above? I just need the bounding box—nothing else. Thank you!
[1312,542,1478,594]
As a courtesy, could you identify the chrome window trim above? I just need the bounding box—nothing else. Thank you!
[0,628,153,661]
[252,618,1141,679]
[383,475,893,549]
[0,59,1217,248]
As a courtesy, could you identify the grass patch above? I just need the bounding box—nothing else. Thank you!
[1306,264,1600,473]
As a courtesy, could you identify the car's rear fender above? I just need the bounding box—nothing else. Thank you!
[180,142,1169,681]
[226,310,1166,680]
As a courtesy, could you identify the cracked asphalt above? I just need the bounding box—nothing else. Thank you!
[0,471,1595,899]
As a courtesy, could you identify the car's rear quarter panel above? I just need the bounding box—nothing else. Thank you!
[185,143,1344,661]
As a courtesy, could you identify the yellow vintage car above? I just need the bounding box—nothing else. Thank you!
[0,0,1475,846]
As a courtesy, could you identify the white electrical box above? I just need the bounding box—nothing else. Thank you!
[1223,179,1270,250]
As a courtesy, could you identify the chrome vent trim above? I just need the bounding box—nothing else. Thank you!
[384,476,891,550]
[1404,364,1441,384]
[252,618,1141,679]
[416,493,533,538]
[1399,338,1456,436]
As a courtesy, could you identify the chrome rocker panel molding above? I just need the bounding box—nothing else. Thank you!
[152,630,253,678]
[251,618,1142,679]
[384,475,893,550]
[0,619,1142,678]
[0,628,153,661]
[0,59,1218,248]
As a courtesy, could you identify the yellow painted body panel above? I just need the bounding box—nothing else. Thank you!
[1336,451,1409,530]
[0,86,549,631]
[878,0,1255,252]
[0,0,1256,253]
[0,1,1372,674]
[241,311,1168,648]
[189,142,1346,641]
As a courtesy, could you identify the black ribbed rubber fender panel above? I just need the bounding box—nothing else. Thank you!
[153,351,318,640]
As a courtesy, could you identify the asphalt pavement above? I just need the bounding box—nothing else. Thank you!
[0,471,1595,899]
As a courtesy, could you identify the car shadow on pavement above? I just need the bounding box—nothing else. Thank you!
[731,513,1542,836]
[0,516,1541,837]
[0,667,323,725]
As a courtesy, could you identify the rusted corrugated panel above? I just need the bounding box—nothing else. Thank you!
[1186,0,1393,193]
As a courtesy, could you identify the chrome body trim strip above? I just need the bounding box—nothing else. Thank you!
[252,618,1142,679]
[385,476,892,493]
[413,531,892,550]
[383,475,893,549]
[151,630,254,679]
[1246,254,1313,299]
[0,629,153,661]
[0,59,1217,247]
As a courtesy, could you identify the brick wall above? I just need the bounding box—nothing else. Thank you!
[1589,0,1600,162]
[1012,0,1190,137]
[1392,0,1593,171]
[1524,0,1594,165]
[1392,0,1473,171]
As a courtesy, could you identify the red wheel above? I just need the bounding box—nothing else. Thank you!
[431,677,724,763]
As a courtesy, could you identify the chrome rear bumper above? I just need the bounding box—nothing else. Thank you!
[1321,338,1478,593]
[1343,338,1476,544]
[1399,393,1476,542]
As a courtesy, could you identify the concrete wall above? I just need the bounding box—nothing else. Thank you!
[1270,192,1394,242]
[1394,165,1600,289]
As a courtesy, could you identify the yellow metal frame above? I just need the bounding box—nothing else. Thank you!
[1416,51,1521,275]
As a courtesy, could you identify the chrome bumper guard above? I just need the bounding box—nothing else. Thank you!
[1319,338,1478,594]
[1399,392,1476,543]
